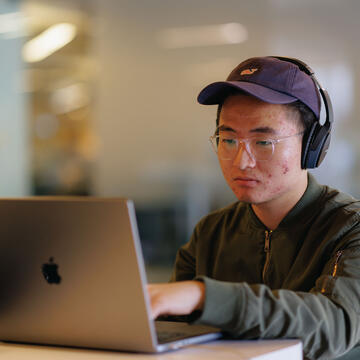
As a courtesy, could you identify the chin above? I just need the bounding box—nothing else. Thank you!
[232,189,259,204]
[231,186,275,205]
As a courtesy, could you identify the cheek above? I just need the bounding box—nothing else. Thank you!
[265,172,272,180]
[219,160,232,180]
[282,164,290,175]
[273,144,300,177]
[260,170,276,190]
[258,159,290,188]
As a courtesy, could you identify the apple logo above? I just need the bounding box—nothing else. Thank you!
[41,257,62,284]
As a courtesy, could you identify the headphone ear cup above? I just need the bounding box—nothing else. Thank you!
[302,122,318,169]
[303,124,331,169]
[316,131,331,167]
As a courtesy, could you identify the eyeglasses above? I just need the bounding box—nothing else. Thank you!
[209,131,304,161]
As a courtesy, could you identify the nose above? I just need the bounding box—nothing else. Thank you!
[232,142,256,170]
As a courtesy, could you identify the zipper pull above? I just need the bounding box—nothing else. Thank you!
[332,250,343,277]
[322,250,343,293]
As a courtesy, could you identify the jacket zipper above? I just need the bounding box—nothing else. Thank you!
[262,230,273,283]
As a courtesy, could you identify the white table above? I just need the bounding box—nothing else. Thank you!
[0,339,302,360]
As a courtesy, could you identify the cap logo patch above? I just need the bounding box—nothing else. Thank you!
[240,68,258,75]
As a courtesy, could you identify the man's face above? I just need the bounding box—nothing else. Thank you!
[217,94,306,205]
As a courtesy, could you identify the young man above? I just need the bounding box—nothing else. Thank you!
[148,57,360,360]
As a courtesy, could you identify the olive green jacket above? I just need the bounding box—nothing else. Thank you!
[171,174,360,359]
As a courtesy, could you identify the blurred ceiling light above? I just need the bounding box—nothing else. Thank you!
[158,23,248,49]
[22,23,76,63]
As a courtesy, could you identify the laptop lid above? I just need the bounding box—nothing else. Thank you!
[0,198,220,353]
[0,198,161,352]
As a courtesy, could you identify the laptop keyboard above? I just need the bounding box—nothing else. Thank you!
[157,330,193,344]
[155,320,218,344]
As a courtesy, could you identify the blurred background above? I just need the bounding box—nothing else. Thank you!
[1,0,359,281]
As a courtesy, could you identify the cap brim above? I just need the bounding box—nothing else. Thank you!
[197,81,298,105]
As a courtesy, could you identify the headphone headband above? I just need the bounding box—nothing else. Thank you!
[271,56,333,169]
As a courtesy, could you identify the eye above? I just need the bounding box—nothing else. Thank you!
[221,138,237,146]
[255,139,273,147]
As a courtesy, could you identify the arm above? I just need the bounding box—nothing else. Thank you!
[148,281,205,319]
[148,241,360,360]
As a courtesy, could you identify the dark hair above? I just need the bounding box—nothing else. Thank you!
[285,100,317,131]
[215,98,317,132]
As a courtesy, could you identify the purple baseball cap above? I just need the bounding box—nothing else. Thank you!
[197,56,321,119]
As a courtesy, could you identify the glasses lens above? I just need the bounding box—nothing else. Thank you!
[213,135,274,161]
[249,138,274,160]
[216,134,237,160]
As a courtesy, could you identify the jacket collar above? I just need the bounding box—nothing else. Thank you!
[278,173,324,227]
[247,173,325,230]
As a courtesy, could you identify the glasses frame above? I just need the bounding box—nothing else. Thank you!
[209,131,304,161]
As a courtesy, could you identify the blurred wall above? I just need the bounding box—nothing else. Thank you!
[0,0,30,196]
[5,0,360,277]
[91,0,360,216]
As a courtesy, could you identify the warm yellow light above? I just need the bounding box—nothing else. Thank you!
[22,23,76,63]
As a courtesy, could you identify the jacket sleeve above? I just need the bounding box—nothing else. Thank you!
[194,238,360,360]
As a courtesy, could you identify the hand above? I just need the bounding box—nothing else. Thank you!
[147,281,205,320]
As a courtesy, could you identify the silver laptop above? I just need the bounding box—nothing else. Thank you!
[0,197,221,352]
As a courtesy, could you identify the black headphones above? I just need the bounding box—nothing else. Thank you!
[271,56,334,169]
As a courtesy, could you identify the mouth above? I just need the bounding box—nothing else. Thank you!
[232,176,259,186]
